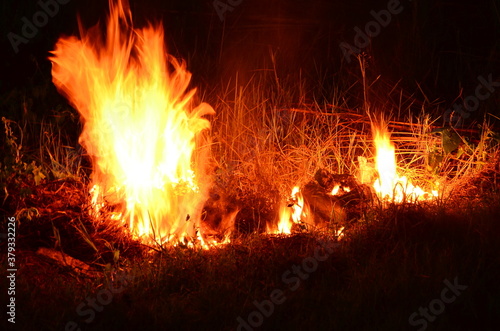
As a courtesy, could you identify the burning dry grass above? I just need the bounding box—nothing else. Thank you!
[6,0,493,246]
[210,74,500,234]
[1,2,499,330]
[3,72,500,249]
[1,43,500,330]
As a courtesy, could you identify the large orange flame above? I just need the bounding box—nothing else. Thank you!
[50,0,214,244]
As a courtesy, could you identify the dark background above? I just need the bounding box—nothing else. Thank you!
[1,0,499,123]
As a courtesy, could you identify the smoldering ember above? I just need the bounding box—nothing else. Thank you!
[1,0,499,330]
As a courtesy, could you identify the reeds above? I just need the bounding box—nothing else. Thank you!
[210,65,499,214]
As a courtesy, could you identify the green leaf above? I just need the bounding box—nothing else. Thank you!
[32,163,46,185]
[490,130,500,144]
[113,250,120,264]
[431,127,445,134]
[442,128,461,154]
[427,151,443,173]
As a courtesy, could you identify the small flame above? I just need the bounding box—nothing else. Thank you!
[290,186,305,223]
[273,204,293,234]
[50,0,214,244]
[335,226,345,240]
[331,185,340,196]
[271,186,310,234]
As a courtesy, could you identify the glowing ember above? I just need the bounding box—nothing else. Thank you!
[335,226,345,240]
[331,185,350,196]
[331,185,340,196]
[372,122,437,202]
[50,0,214,244]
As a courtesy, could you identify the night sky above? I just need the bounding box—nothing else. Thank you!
[1,0,499,119]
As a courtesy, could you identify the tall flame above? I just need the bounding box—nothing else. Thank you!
[372,121,437,202]
[50,0,214,243]
[373,124,398,200]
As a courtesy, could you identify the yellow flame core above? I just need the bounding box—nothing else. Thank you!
[373,126,398,200]
[271,186,308,234]
[274,205,293,234]
[372,123,437,202]
[50,0,214,243]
